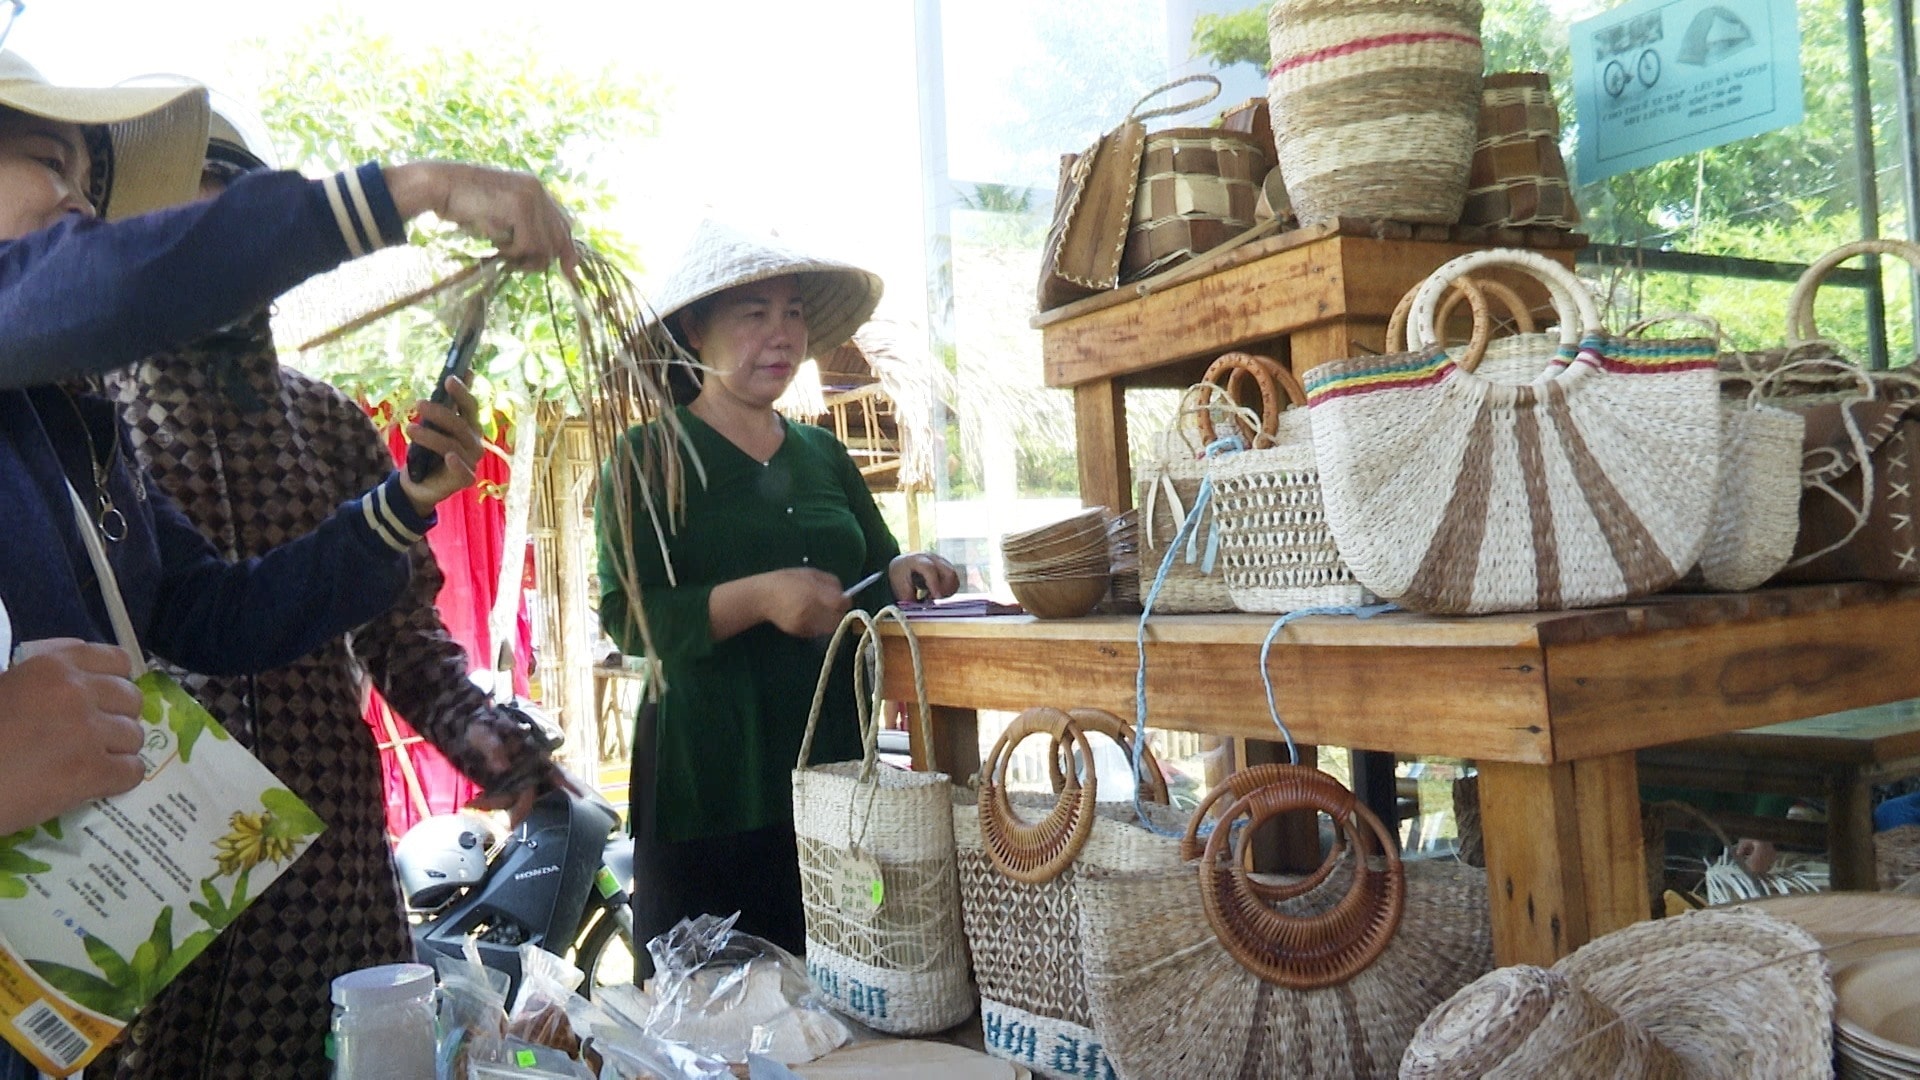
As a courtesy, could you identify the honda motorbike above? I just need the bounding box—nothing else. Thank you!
[393,707,637,1000]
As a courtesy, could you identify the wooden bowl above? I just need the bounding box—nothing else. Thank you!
[1009,573,1111,619]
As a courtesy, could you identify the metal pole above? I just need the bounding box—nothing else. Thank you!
[1846,0,1891,368]
[913,0,957,500]
[1894,0,1920,348]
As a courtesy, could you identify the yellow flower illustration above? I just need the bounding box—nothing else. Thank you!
[213,811,297,876]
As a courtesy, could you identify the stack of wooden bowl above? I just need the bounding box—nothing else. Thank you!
[1003,508,1114,619]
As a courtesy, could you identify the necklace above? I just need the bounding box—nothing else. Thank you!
[55,387,128,543]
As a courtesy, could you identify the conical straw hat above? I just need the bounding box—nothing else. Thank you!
[0,51,207,219]
[649,219,882,361]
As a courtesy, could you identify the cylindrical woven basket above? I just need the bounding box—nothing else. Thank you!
[793,610,972,1035]
[1075,858,1492,1079]
[1460,72,1580,229]
[1121,126,1270,282]
[1879,824,1920,891]
[953,709,1185,1080]
[1267,0,1484,225]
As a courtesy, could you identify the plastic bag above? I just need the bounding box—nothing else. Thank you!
[438,937,511,1080]
[643,913,848,1065]
[508,944,588,1058]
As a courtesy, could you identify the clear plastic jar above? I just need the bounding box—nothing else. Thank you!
[330,962,436,1079]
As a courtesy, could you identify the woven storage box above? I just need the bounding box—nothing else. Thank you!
[1120,126,1269,282]
[1267,0,1485,225]
[1205,361,1373,613]
[1075,766,1493,1079]
[954,708,1183,1080]
[1461,72,1580,229]
[793,609,972,1035]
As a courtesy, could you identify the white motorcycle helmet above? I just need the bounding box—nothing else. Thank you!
[394,810,497,911]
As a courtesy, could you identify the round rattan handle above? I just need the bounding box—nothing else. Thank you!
[1788,238,1920,344]
[1195,353,1281,447]
[1045,707,1171,806]
[1180,763,1346,902]
[979,706,1098,884]
[1409,250,1598,360]
[1443,278,1538,339]
[1197,767,1406,990]
[1388,278,1492,371]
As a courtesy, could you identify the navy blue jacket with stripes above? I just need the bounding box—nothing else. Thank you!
[0,163,438,675]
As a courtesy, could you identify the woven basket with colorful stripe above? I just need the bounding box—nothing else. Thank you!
[1267,0,1484,226]
[1303,249,1721,614]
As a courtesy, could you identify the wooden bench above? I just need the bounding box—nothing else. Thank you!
[1637,700,1920,891]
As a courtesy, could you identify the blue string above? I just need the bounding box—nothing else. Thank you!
[1124,434,1398,836]
[1257,603,1398,764]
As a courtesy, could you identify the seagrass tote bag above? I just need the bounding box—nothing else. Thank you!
[1202,353,1374,613]
[1623,314,1804,593]
[1304,249,1721,614]
[1073,764,1493,1079]
[952,707,1184,1080]
[793,607,971,1035]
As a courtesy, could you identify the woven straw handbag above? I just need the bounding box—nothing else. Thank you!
[1135,369,1278,615]
[1037,115,1148,312]
[1758,240,1920,584]
[1304,249,1721,614]
[1460,72,1580,230]
[792,608,972,1035]
[1267,0,1484,226]
[953,707,1183,1080]
[1074,764,1493,1079]
[1624,314,1805,592]
[1203,353,1375,613]
[1119,75,1272,283]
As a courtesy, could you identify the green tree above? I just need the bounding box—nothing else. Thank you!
[250,15,663,417]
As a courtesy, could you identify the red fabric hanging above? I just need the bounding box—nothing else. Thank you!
[364,406,535,840]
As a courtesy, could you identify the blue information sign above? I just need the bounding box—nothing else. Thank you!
[1571,0,1804,183]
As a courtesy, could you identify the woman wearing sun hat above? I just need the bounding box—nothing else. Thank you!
[0,54,573,1077]
[596,220,959,962]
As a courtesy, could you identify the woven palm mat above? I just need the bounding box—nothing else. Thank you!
[1880,824,1920,890]
[92,328,502,1078]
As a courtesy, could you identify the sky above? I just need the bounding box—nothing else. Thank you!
[9,0,932,316]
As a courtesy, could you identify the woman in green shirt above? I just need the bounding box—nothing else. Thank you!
[596,221,958,961]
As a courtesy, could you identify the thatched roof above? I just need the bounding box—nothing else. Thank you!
[791,318,942,493]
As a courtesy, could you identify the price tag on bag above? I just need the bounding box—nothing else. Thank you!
[833,848,885,916]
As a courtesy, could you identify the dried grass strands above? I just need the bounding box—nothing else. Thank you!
[554,245,702,683]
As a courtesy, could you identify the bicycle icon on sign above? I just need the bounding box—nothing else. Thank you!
[1595,11,1664,97]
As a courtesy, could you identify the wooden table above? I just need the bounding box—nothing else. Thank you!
[879,583,1920,967]
[1034,219,1587,514]
[1640,700,1920,891]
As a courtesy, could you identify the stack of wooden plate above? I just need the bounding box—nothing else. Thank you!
[1835,944,1920,1078]
[1003,508,1113,619]
[1740,894,1920,1079]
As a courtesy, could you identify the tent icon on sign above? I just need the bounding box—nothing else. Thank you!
[1677,6,1755,67]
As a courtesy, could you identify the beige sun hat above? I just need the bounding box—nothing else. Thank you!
[651,219,883,361]
[1404,907,1833,1079]
[0,52,208,219]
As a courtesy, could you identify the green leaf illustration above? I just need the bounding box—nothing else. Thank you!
[137,672,229,763]
[259,789,324,839]
[27,961,137,1022]
[0,827,53,897]
[82,933,132,987]
[0,878,25,900]
[0,848,52,876]
[188,869,251,930]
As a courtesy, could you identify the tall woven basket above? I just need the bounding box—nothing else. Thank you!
[1075,765,1494,1079]
[1267,0,1485,225]
[793,608,972,1035]
[1204,354,1374,613]
[953,708,1184,1080]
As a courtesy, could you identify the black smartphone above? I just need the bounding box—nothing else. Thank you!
[404,319,483,483]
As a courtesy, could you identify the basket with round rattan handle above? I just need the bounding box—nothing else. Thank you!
[1043,707,1171,807]
[1194,351,1307,448]
[978,706,1100,884]
[1182,763,1406,989]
